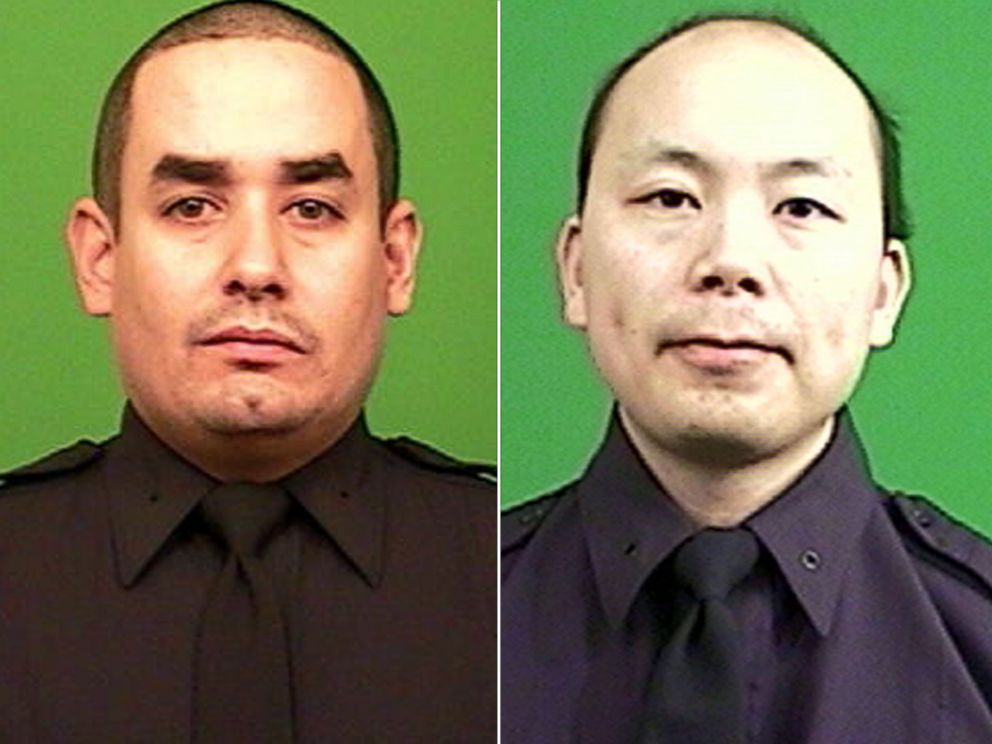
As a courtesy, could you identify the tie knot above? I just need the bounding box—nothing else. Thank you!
[673,528,758,601]
[201,483,291,556]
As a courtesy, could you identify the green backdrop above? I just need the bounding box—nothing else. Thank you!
[0,1,496,470]
[501,0,992,537]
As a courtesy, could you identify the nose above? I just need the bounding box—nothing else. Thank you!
[688,199,771,298]
[221,205,288,301]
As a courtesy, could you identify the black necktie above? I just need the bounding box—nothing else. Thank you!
[639,528,759,744]
[194,483,294,743]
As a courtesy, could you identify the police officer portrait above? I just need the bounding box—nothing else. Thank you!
[501,3,992,743]
[1,1,495,741]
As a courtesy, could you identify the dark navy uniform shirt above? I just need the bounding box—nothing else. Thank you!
[0,406,495,743]
[502,410,992,744]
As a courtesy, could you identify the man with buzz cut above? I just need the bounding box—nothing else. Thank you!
[503,13,992,744]
[0,2,494,742]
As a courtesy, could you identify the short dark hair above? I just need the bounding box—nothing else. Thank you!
[93,0,399,226]
[577,13,910,241]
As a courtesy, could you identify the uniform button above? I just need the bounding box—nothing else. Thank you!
[801,550,821,571]
[913,509,932,528]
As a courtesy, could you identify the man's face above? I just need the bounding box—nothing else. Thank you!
[558,22,909,466]
[77,39,417,448]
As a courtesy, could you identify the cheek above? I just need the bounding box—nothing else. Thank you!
[116,251,199,337]
[588,259,647,344]
[586,232,667,330]
[298,252,387,335]
[610,304,627,332]
[794,273,879,383]
[823,308,848,347]
[828,283,879,348]
[111,230,222,373]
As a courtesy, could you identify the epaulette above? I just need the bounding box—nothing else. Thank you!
[888,492,992,597]
[501,488,566,552]
[384,436,496,483]
[0,440,104,489]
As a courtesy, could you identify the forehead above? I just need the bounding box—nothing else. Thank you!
[126,38,371,170]
[597,22,879,174]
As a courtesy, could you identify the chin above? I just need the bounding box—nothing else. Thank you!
[629,391,795,467]
[194,403,311,436]
[187,383,317,436]
[667,419,776,468]
[670,400,835,470]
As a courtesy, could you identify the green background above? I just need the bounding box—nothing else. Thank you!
[501,0,992,535]
[0,1,496,470]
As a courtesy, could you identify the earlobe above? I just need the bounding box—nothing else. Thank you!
[382,199,422,316]
[65,198,116,317]
[555,215,588,328]
[869,238,912,348]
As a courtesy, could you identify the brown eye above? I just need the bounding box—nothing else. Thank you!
[659,190,690,208]
[775,198,839,220]
[291,199,336,221]
[635,188,701,210]
[165,197,216,221]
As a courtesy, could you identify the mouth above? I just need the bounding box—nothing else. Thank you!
[660,336,793,366]
[198,326,307,362]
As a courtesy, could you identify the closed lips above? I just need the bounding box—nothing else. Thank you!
[201,328,306,353]
[662,337,793,363]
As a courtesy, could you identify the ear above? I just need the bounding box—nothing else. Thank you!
[555,215,588,328]
[868,238,911,347]
[381,199,422,316]
[65,198,116,317]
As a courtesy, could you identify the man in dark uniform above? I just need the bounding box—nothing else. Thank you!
[503,13,992,744]
[0,2,494,742]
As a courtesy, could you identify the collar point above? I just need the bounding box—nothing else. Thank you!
[115,559,145,590]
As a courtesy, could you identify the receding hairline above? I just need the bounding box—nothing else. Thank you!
[126,35,370,135]
[595,19,883,168]
[576,13,910,240]
[135,24,355,72]
[93,0,399,227]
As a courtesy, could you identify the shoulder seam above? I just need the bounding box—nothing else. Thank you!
[0,440,104,488]
[501,487,570,553]
[889,492,992,597]
[381,436,496,484]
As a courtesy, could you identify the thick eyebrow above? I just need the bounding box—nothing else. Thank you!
[148,152,354,189]
[151,155,231,187]
[277,152,353,185]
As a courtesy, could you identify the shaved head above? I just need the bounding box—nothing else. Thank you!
[577,14,909,240]
[93,0,398,226]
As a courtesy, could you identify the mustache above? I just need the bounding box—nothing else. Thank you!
[655,308,796,361]
[186,304,320,353]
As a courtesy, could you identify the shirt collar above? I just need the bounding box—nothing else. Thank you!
[579,407,881,636]
[105,404,385,589]
[105,405,218,588]
[748,410,880,636]
[283,413,384,588]
[579,410,695,631]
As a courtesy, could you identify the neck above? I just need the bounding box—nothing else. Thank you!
[621,410,834,528]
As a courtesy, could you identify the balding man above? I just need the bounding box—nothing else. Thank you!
[0,2,494,741]
[502,13,992,744]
